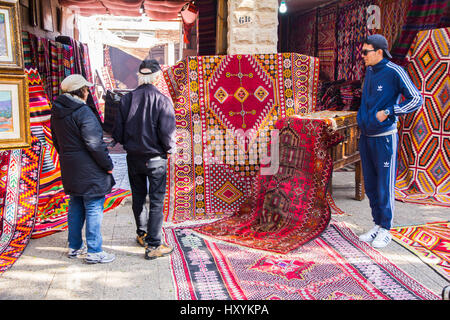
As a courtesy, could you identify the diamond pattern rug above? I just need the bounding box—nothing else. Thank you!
[391,221,450,281]
[166,221,440,300]
[395,28,450,207]
[163,53,319,223]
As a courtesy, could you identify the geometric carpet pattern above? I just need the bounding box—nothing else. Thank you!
[391,221,450,281]
[395,27,450,206]
[0,138,42,275]
[164,53,320,223]
[167,221,440,300]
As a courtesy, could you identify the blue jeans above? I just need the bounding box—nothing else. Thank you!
[67,195,105,253]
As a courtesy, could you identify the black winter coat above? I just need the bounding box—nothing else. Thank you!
[112,84,176,157]
[50,94,115,197]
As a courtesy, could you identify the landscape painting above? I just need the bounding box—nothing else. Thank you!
[0,1,23,70]
[0,75,30,150]
[0,89,13,133]
[0,9,12,62]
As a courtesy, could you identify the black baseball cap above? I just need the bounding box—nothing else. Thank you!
[139,59,161,75]
[364,34,392,59]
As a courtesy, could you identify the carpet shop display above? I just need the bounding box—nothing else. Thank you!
[23,68,131,239]
[317,3,338,82]
[194,116,343,254]
[0,137,42,275]
[390,0,450,66]
[395,27,450,207]
[336,0,375,81]
[167,221,440,300]
[288,9,317,58]
[163,53,320,224]
[22,31,102,121]
[391,221,449,281]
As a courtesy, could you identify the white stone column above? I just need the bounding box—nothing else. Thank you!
[227,0,279,55]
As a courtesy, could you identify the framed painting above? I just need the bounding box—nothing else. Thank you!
[0,0,23,70]
[0,73,30,150]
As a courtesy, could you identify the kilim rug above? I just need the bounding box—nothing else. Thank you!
[166,221,440,300]
[288,9,317,58]
[390,0,450,67]
[395,28,450,207]
[391,221,450,281]
[0,138,42,275]
[317,3,338,81]
[163,53,319,224]
[378,0,412,52]
[194,116,343,253]
[336,0,375,81]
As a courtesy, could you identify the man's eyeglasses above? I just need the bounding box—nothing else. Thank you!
[362,49,377,56]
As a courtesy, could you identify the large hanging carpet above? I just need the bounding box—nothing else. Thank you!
[163,53,319,224]
[166,221,439,300]
[395,28,450,207]
[391,221,449,281]
[336,0,375,81]
[317,3,338,81]
[0,138,42,275]
[25,68,131,239]
[194,116,343,254]
[390,0,450,66]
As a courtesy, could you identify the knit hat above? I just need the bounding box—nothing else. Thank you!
[60,74,93,92]
[139,59,161,75]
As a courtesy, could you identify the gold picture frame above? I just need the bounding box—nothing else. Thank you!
[0,0,24,71]
[0,73,30,150]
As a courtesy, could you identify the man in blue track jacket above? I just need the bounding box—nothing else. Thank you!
[357,34,423,248]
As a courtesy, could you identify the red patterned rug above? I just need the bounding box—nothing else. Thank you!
[391,221,449,281]
[0,138,42,275]
[395,28,450,207]
[194,116,343,253]
[163,53,320,223]
[166,221,440,300]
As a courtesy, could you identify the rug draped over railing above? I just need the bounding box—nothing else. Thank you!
[194,116,343,253]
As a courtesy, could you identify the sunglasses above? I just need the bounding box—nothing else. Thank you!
[362,49,377,56]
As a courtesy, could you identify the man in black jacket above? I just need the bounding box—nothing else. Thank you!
[112,59,176,260]
[51,74,116,264]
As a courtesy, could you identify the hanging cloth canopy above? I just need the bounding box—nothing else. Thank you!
[58,0,188,19]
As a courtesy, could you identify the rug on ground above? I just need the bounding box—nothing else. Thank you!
[0,137,42,274]
[163,53,319,224]
[391,221,449,281]
[395,28,450,207]
[194,116,343,253]
[166,221,439,300]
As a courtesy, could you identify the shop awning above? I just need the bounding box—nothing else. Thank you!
[58,0,188,19]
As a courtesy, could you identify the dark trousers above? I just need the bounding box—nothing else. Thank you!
[359,133,398,230]
[126,154,168,247]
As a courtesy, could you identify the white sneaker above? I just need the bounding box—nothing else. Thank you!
[85,251,116,264]
[358,225,380,243]
[372,228,392,248]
